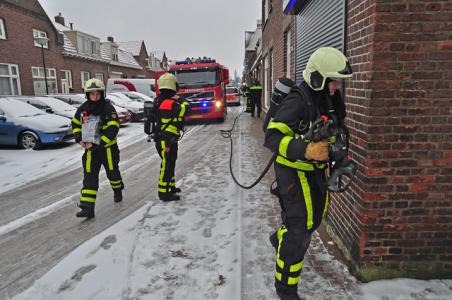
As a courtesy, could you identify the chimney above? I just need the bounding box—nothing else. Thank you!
[69,23,74,30]
[54,13,65,26]
[107,36,114,43]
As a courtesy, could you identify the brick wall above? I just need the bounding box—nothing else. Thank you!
[62,57,108,93]
[261,0,296,109]
[327,0,452,281]
[0,2,64,95]
[135,44,151,78]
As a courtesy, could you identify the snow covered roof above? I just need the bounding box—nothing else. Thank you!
[116,41,145,56]
[100,43,142,69]
[53,22,77,54]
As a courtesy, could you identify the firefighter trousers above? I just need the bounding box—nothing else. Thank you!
[250,97,262,117]
[80,145,124,206]
[273,163,329,291]
[155,137,178,198]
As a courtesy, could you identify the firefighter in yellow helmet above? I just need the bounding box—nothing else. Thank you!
[264,47,353,300]
[155,73,189,201]
[71,78,124,218]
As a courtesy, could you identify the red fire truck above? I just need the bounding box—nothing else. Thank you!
[155,58,230,122]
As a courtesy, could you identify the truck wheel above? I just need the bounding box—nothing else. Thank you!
[19,131,41,150]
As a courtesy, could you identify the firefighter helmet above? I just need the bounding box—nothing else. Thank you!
[158,73,178,92]
[84,78,105,92]
[303,47,353,91]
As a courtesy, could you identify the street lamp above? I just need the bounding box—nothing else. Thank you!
[34,36,49,95]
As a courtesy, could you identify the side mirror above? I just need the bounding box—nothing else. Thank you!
[151,85,156,92]
[46,108,54,114]
[0,114,6,121]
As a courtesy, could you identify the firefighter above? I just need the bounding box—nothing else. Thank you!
[241,82,251,113]
[155,73,189,202]
[262,77,296,132]
[264,47,353,300]
[72,78,124,219]
[249,79,263,118]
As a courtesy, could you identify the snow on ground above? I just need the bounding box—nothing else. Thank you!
[0,123,145,194]
[361,279,452,300]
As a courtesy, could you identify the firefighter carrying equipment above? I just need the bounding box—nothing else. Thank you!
[72,94,123,218]
[303,47,353,91]
[155,90,189,201]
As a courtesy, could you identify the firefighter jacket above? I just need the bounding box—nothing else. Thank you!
[264,82,347,171]
[158,97,189,138]
[71,100,120,148]
[249,84,263,101]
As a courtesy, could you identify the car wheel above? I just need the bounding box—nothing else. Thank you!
[19,131,41,150]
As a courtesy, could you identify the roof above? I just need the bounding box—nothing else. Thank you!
[116,41,146,57]
[100,43,142,69]
[53,22,77,53]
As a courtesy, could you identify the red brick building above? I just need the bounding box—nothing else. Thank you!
[0,0,64,95]
[0,0,149,95]
[117,41,152,78]
[282,0,452,280]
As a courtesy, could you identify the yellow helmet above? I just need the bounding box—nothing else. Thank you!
[303,47,353,91]
[158,73,177,92]
[84,78,105,92]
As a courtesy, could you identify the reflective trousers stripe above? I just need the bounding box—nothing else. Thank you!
[86,150,92,173]
[81,189,97,195]
[159,140,168,192]
[106,147,113,171]
[80,196,96,203]
[297,171,313,230]
[275,226,303,285]
[323,191,329,218]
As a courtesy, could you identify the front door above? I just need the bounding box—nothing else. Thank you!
[61,79,69,94]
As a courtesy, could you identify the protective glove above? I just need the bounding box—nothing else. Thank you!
[305,140,329,161]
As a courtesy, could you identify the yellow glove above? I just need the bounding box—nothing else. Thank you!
[305,140,329,161]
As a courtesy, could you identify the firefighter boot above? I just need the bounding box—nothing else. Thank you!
[160,193,181,202]
[270,231,278,252]
[275,282,301,300]
[114,189,123,203]
[76,202,95,219]
[171,187,182,193]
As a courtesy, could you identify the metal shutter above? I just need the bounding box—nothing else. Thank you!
[295,0,346,84]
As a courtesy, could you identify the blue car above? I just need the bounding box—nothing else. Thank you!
[0,98,73,150]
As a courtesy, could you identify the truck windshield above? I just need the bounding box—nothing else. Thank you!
[175,68,219,89]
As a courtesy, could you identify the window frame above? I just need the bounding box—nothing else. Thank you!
[31,66,57,79]
[60,69,73,88]
[94,72,104,83]
[81,71,90,87]
[0,18,6,40]
[33,29,49,48]
[0,63,21,95]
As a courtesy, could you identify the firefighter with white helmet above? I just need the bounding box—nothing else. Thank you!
[264,47,353,300]
[71,78,124,219]
[154,73,189,202]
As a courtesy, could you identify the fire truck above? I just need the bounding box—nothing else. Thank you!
[155,58,230,122]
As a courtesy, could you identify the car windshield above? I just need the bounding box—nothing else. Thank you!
[226,88,238,94]
[0,99,45,118]
[175,68,219,89]
[127,93,153,102]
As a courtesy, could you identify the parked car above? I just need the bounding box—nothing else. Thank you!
[107,93,144,121]
[121,91,154,103]
[225,86,241,106]
[0,98,73,150]
[15,96,76,119]
[52,94,130,125]
[107,78,156,98]
[48,94,86,108]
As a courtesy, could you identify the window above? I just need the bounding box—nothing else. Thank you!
[81,71,90,86]
[0,18,6,40]
[31,66,57,95]
[60,70,73,88]
[95,73,104,83]
[33,29,48,48]
[0,63,21,95]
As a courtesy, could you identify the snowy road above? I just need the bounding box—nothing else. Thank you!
[2,104,451,300]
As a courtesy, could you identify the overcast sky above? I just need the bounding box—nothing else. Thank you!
[39,0,262,77]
